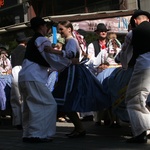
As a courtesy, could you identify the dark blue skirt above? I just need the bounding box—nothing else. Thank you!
[52,64,111,112]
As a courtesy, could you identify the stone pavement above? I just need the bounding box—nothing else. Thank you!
[0,118,150,150]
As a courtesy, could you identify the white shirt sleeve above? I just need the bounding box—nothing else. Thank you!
[118,31,133,69]
[35,37,71,71]
[86,42,108,68]
[87,43,95,59]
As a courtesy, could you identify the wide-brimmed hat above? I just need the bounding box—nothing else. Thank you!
[94,23,110,32]
[16,32,27,42]
[132,10,150,19]
[30,17,48,29]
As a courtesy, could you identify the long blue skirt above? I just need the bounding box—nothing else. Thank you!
[109,68,133,122]
[97,67,134,122]
[52,64,111,112]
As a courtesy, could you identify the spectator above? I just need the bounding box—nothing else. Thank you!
[0,47,12,75]
[10,32,28,130]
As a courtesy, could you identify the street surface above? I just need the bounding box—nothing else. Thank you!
[0,118,150,150]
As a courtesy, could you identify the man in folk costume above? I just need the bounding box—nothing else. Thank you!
[18,17,71,143]
[125,10,150,143]
[87,23,110,75]
[86,23,112,126]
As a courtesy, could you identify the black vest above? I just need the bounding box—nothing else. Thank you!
[24,32,50,67]
[128,21,150,66]
[92,40,101,57]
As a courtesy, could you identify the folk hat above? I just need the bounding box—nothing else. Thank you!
[94,23,109,32]
[16,32,27,42]
[132,10,150,19]
[30,17,48,29]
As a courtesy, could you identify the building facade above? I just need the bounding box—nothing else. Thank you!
[0,0,122,28]
[2,0,150,29]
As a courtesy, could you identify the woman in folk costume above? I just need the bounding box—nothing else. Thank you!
[45,20,111,138]
[18,17,72,143]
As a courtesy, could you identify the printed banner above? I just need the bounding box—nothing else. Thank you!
[73,16,131,33]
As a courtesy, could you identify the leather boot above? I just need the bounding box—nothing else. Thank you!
[126,131,147,143]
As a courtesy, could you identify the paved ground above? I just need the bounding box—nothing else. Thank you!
[0,117,150,150]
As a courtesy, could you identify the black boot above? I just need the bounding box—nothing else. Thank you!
[67,130,86,138]
[126,131,147,143]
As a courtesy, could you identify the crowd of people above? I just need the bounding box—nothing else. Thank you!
[0,9,150,144]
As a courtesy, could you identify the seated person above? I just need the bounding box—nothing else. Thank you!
[0,49,12,75]
[107,32,122,67]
